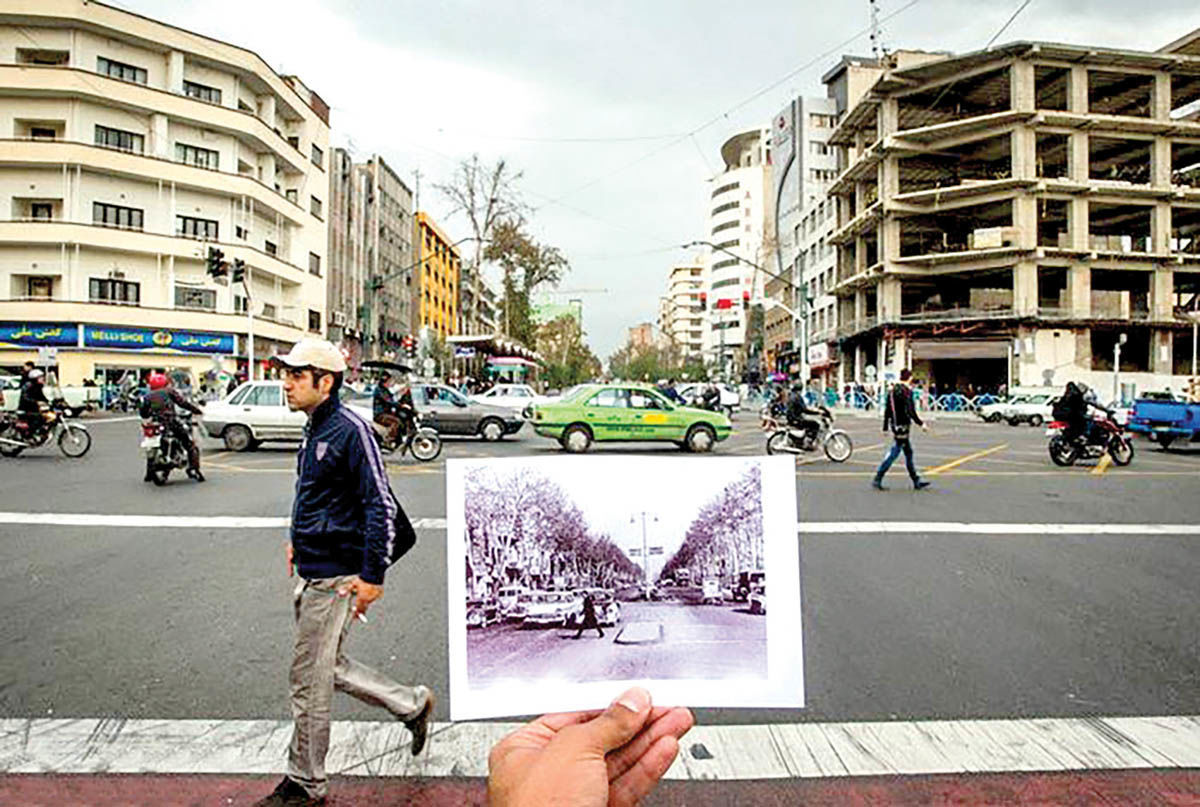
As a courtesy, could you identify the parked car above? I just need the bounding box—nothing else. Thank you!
[469,383,555,414]
[977,394,1029,423]
[531,383,732,453]
[466,599,500,629]
[2,372,101,416]
[676,382,740,415]
[496,585,530,620]
[1004,393,1055,426]
[734,570,765,602]
[749,584,767,615]
[1127,397,1200,449]
[414,384,524,441]
[522,591,582,628]
[201,380,306,451]
[701,577,722,605]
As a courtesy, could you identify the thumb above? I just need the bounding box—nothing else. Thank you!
[578,688,653,754]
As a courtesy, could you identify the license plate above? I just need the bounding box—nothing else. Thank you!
[1044,428,1060,437]
[140,435,160,450]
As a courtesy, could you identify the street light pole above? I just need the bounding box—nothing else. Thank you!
[1113,332,1127,404]
[630,511,658,586]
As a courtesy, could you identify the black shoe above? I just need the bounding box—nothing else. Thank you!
[253,777,325,807]
[871,478,885,490]
[405,689,435,757]
[188,469,206,482]
[914,479,931,490]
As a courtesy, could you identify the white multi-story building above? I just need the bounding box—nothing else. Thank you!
[703,128,772,379]
[0,0,329,385]
[658,261,704,358]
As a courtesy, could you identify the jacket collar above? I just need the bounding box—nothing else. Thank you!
[308,393,340,433]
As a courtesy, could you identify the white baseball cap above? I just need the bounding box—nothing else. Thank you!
[273,338,347,373]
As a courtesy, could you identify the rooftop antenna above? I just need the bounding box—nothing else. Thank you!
[869,0,886,60]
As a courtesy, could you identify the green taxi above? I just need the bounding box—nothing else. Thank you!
[531,384,732,453]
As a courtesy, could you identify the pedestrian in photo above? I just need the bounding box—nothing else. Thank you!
[256,338,434,807]
[873,368,931,491]
[573,593,604,639]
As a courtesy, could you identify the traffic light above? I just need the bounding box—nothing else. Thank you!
[698,291,707,312]
[205,246,226,278]
[231,258,246,284]
[402,335,417,359]
[742,290,751,309]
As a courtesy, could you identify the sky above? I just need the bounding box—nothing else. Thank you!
[118,0,1196,359]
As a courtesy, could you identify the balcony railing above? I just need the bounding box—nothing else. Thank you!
[895,307,1017,324]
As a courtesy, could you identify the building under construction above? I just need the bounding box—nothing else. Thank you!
[826,29,1200,396]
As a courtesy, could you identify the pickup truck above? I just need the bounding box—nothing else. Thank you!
[1126,398,1200,449]
[1,374,100,416]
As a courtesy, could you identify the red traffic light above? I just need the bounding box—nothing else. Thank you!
[699,292,707,311]
[742,290,751,307]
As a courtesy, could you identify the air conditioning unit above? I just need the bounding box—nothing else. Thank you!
[332,311,346,327]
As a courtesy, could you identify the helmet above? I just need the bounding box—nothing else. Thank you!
[147,372,169,390]
[27,368,43,381]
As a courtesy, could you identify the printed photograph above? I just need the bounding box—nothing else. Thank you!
[447,456,802,719]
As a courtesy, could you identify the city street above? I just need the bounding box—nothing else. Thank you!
[467,599,767,685]
[1,409,1198,730]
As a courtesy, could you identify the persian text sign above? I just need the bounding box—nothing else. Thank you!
[0,322,79,348]
[84,325,234,354]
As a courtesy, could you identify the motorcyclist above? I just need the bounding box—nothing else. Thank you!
[786,382,822,447]
[656,379,685,405]
[372,374,402,447]
[139,371,204,482]
[16,368,50,435]
[1058,382,1111,445]
[699,382,721,411]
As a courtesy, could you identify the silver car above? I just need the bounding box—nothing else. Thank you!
[412,384,524,441]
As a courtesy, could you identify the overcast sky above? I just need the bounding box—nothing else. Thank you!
[120,0,1195,359]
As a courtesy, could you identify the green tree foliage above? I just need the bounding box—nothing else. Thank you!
[483,219,568,349]
[535,315,602,388]
[607,341,708,383]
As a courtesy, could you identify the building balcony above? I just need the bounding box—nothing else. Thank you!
[0,220,311,288]
[0,138,307,226]
[0,65,310,176]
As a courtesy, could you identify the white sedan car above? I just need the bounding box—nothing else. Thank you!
[201,380,306,451]
[1003,393,1055,427]
[469,383,554,414]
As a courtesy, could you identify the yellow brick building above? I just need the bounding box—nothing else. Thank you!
[413,212,460,337]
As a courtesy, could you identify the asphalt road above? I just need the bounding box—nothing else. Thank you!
[1,410,1198,728]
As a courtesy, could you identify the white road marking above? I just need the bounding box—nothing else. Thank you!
[1,513,1198,536]
[2,715,1198,779]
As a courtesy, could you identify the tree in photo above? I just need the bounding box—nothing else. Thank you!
[536,314,602,388]
[660,465,763,583]
[484,219,569,348]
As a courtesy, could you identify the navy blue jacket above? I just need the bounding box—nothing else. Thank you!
[291,395,396,585]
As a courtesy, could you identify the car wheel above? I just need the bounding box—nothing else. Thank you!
[685,424,716,453]
[986,413,1001,423]
[1029,415,1044,428]
[1007,418,1020,427]
[562,424,592,453]
[479,418,505,442]
[222,424,253,452]
[1157,435,1175,450]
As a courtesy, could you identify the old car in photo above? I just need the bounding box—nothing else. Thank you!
[521,591,582,628]
[466,599,501,629]
[749,584,766,615]
[496,585,530,620]
[568,588,622,627]
[734,570,765,602]
[531,383,732,453]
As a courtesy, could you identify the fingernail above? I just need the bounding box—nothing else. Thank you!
[613,687,650,713]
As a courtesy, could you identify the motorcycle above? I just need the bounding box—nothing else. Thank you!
[0,401,92,458]
[1045,412,1133,467]
[374,411,442,462]
[141,411,197,485]
[764,406,853,462]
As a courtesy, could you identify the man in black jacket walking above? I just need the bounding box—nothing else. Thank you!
[873,369,931,491]
[256,339,434,807]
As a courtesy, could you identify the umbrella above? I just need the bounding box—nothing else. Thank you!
[360,359,413,374]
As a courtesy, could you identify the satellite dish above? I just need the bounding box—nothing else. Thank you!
[864,365,877,381]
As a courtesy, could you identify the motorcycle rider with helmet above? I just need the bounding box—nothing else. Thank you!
[1057,381,1112,446]
[786,382,822,447]
[16,368,50,437]
[140,371,204,482]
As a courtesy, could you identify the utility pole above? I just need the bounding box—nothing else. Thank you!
[1113,332,1127,404]
[629,511,659,586]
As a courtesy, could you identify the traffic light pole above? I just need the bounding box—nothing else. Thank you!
[245,264,255,381]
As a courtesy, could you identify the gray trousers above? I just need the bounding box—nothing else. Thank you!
[287,575,428,798]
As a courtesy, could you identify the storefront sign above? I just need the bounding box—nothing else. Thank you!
[84,325,234,355]
[807,342,830,368]
[0,322,79,348]
[454,346,476,358]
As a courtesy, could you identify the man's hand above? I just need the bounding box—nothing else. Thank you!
[337,577,383,618]
[286,542,294,577]
[488,687,694,807]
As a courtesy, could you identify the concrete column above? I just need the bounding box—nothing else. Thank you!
[1151,267,1174,321]
[1151,138,1172,188]
[1152,203,1172,253]
[878,98,899,138]
[1069,132,1089,183]
[166,50,184,94]
[1011,126,1037,180]
[259,94,277,130]
[1068,66,1089,114]
[1013,194,1038,249]
[855,343,865,381]
[1068,198,1089,250]
[854,288,866,328]
[1013,261,1038,316]
[1010,59,1036,113]
[1152,73,1172,121]
[878,276,901,323]
[881,217,901,264]
[1067,262,1091,317]
[258,154,276,189]
[150,113,169,159]
[854,236,867,275]
[880,155,899,200]
[1151,330,1173,375]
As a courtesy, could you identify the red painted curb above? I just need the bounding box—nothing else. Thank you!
[3,769,1200,806]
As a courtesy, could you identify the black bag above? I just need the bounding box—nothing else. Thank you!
[387,488,417,565]
[888,386,910,440]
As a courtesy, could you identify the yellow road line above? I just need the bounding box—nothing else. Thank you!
[924,443,1009,476]
[1092,454,1113,475]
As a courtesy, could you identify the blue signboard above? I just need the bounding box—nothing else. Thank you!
[84,325,235,355]
[0,322,79,348]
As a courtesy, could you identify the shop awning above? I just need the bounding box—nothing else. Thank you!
[487,357,539,368]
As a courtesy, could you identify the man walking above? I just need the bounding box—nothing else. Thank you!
[873,369,931,491]
[256,338,434,807]
[572,592,605,639]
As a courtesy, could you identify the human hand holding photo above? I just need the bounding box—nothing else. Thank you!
[488,687,694,807]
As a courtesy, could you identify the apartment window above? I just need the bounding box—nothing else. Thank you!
[712,277,740,289]
[93,201,144,230]
[287,136,300,149]
[26,277,53,299]
[308,252,321,276]
[264,240,277,256]
[95,124,144,153]
[712,258,739,270]
[30,126,56,140]
[285,189,298,203]
[809,113,835,128]
[810,141,830,155]
[233,294,248,314]
[17,48,69,66]
[89,278,140,304]
[31,203,53,220]
[810,168,836,182]
[714,239,740,250]
[176,215,219,240]
[310,144,323,169]
[310,196,323,218]
[174,286,217,311]
[183,80,221,104]
[261,303,277,320]
[235,225,247,240]
[712,201,740,216]
[712,219,738,235]
[308,309,321,333]
[97,56,147,85]
[711,181,739,198]
[176,143,219,170]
